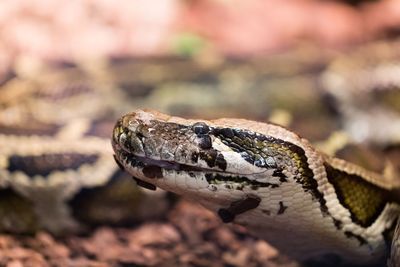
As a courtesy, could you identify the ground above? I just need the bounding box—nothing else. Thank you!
[0,200,299,267]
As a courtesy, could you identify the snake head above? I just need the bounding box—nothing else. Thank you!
[112,109,316,216]
[112,110,232,204]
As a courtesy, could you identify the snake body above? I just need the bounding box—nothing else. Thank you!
[112,109,400,267]
[0,61,170,234]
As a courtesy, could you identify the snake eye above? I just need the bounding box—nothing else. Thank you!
[192,122,210,135]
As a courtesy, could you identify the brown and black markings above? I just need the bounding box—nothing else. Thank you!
[324,163,390,228]
[197,150,227,170]
[0,122,62,136]
[205,173,281,190]
[277,201,288,215]
[344,231,368,246]
[114,152,158,190]
[7,153,99,178]
[217,195,261,223]
[132,176,157,191]
[212,127,329,214]
[142,166,163,179]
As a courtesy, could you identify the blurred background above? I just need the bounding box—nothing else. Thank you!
[0,0,400,266]
[1,0,399,139]
[0,0,399,62]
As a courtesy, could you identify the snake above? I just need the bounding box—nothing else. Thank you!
[0,59,173,234]
[0,47,335,234]
[110,40,400,267]
[112,109,400,267]
[0,39,399,266]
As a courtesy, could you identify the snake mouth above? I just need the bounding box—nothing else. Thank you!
[115,148,220,178]
[113,149,219,191]
[114,147,283,194]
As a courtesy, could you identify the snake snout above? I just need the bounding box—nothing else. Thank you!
[112,111,157,157]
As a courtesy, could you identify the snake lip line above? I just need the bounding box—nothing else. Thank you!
[113,140,271,180]
[114,147,284,192]
[115,148,228,176]
[115,150,214,191]
[112,137,230,176]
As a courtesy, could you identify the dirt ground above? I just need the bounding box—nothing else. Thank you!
[0,200,300,267]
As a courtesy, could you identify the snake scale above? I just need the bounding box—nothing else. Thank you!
[1,40,400,266]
